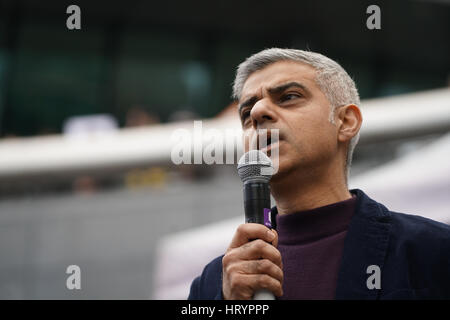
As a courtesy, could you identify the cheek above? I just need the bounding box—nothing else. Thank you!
[288,114,336,155]
[308,106,336,137]
[289,111,330,140]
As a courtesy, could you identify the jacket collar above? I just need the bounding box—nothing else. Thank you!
[335,189,392,300]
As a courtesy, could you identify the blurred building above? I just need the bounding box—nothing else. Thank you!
[0,0,449,137]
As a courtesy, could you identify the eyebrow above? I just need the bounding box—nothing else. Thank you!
[238,96,258,114]
[238,81,308,114]
[268,81,308,95]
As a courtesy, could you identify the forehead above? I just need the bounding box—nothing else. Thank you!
[241,60,317,99]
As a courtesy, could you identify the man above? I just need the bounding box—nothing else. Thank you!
[188,48,450,300]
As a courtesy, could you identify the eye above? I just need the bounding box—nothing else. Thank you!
[281,93,301,102]
[241,109,251,122]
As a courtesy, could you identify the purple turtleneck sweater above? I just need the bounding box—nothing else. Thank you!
[275,194,357,300]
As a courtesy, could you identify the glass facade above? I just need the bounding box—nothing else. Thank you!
[0,0,448,137]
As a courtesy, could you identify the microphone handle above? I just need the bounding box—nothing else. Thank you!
[243,181,271,226]
[243,181,276,300]
[254,289,276,300]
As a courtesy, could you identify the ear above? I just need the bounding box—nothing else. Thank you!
[336,104,363,143]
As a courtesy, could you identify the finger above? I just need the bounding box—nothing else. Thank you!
[238,273,283,298]
[271,229,279,248]
[267,230,282,268]
[228,223,276,249]
[228,259,283,283]
[226,239,282,268]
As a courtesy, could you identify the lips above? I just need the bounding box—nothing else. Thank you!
[256,129,281,151]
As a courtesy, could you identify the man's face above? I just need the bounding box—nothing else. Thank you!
[238,60,339,181]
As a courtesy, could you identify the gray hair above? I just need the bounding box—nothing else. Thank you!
[232,48,361,181]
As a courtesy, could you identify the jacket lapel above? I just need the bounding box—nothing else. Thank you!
[335,189,392,300]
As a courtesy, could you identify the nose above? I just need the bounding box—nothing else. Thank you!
[250,98,277,129]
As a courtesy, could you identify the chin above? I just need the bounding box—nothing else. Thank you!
[269,155,303,184]
[269,160,289,183]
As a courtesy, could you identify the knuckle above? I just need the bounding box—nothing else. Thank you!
[229,274,243,290]
[258,274,273,288]
[257,259,271,273]
[273,249,282,264]
[253,239,266,250]
[223,248,238,264]
[241,241,252,251]
[222,253,232,267]
[222,250,233,264]
[223,259,239,276]
[223,263,232,276]
[236,224,247,234]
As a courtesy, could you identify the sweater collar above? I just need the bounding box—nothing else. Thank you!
[274,192,357,245]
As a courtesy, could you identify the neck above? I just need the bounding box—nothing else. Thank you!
[271,164,351,215]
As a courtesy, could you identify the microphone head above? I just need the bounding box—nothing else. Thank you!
[237,150,274,183]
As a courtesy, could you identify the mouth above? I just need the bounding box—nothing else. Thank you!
[257,130,281,156]
[260,141,279,157]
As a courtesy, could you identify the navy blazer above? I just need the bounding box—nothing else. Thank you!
[188,189,450,299]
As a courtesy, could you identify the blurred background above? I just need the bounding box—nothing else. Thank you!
[0,0,449,299]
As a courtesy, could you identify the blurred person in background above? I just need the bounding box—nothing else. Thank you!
[168,109,214,181]
[123,106,168,189]
[125,106,160,128]
[64,114,119,194]
[188,48,450,300]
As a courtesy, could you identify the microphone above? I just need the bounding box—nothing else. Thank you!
[237,150,276,300]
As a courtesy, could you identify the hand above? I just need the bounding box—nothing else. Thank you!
[222,223,283,300]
